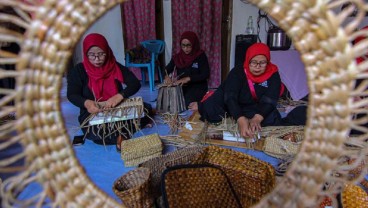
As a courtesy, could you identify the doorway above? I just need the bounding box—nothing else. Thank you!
[221,0,232,83]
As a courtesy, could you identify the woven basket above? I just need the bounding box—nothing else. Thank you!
[263,137,302,159]
[156,85,186,113]
[341,183,368,208]
[121,133,163,167]
[161,164,241,208]
[139,146,205,198]
[191,145,276,207]
[112,167,154,208]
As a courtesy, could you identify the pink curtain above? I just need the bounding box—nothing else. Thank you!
[122,0,156,78]
[171,0,222,88]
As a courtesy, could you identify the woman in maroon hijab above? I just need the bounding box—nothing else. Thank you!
[164,31,210,107]
[189,43,283,138]
[67,33,141,150]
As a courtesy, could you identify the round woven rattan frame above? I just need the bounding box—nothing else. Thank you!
[0,0,367,207]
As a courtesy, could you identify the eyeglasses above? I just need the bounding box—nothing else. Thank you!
[181,43,192,48]
[249,60,268,67]
[87,52,106,60]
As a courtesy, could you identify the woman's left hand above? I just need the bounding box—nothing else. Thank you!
[103,94,124,109]
[249,114,263,133]
[175,77,190,85]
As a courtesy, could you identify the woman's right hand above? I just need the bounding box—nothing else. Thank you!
[84,100,101,114]
[163,75,172,84]
[237,116,253,138]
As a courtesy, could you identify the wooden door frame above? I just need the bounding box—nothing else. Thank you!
[221,0,233,84]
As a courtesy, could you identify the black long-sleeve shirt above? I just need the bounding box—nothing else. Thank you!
[165,52,210,105]
[198,65,282,124]
[67,62,141,124]
[221,65,281,120]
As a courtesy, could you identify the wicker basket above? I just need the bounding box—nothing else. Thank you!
[121,133,163,167]
[263,137,302,159]
[112,167,154,208]
[139,146,205,198]
[161,164,241,208]
[156,85,186,114]
[191,145,276,207]
[341,183,368,208]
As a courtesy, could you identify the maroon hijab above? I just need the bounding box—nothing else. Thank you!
[173,31,204,68]
[243,43,278,83]
[82,33,123,101]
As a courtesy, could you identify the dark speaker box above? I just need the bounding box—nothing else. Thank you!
[235,34,258,67]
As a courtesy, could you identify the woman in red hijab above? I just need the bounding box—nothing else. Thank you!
[164,31,210,107]
[67,33,141,150]
[189,43,283,138]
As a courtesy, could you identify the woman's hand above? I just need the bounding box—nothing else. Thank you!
[104,94,124,109]
[249,114,263,133]
[237,116,253,138]
[175,77,190,86]
[163,75,173,85]
[84,100,101,114]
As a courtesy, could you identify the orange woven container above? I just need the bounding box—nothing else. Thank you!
[112,167,153,208]
[139,146,205,198]
[161,164,241,208]
[192,146,276,207]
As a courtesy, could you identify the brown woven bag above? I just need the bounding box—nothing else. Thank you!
[192,145,276,207]
[139,146,205,198]
[112,167,154,208]
[161,164,242,208]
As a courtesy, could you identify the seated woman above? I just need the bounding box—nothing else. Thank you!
[189,43,283,138]
[164,31,210,107]
[67,33,142,151]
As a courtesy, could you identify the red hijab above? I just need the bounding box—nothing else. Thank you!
[173,31,204,68]
[354,26,368,64]
[82,33,123,101]
[243,43,278,83]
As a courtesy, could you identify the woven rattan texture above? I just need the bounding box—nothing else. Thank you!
[113,167,154,208]
[156,85,186,114]
[121,133,163,167]
[161,164,241,208]
[341,183,368,208]
[192,146,275,207]
[1,0,368,208]
[139,146,205,198]
[263,137,302,158]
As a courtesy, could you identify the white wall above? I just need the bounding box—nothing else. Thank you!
[230,1,264,69]
[163,0,173,64]
[73,5,125,65]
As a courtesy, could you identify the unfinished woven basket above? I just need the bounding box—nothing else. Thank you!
[1,0,368,208]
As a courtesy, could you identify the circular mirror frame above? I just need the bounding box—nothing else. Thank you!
[1,0,367,207]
